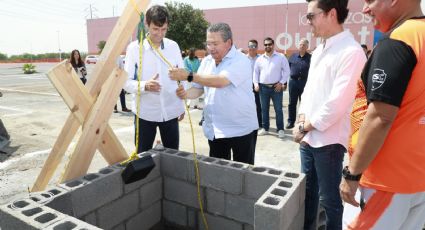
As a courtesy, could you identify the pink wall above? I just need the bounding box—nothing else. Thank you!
[203,2,373,53]
[87,2,373,54]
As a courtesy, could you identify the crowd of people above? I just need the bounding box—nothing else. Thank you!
[72,0,425,229]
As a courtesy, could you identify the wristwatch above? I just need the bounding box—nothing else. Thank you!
[298,122,306,134]
[187,72,193,82]
[342,166,362,181]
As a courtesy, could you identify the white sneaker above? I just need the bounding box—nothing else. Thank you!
[278,130,285,138]
[258,129,268,136]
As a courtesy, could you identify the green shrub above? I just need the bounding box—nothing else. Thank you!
[22,63,36,74]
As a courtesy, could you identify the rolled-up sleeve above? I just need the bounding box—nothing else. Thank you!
[280,56,290,84]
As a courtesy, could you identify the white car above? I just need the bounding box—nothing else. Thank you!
[85,55,99,64]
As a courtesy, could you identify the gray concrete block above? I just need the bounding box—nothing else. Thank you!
[187,208,198,229]
[197,158,248,195]
[83,211,97,226]
[126,201,161,230]
[59,165,124,217]
[164,177,205,209]
[198,213,243,230]
[206,188,225,215]
[226,194,256,225]
[140,177,162,210]
[43,186,74,216]
[114,152,161,194]
[97,190,139,229]
[111,223,126,230]
[244,166,281,199]
[44,216,102,230]
[283,172,306,208]
[244,224,254,230]
[254,195,283,230]
[163,200,187,227]
[287,201,305,230]
[159,149,195,182]
[0,199,66,230]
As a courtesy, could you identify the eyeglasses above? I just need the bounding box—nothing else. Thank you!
[264,43,273,47]
[306,11,324,21]
[248,44,257,49]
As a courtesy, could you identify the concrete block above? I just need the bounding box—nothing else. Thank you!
[287,201,305,230]
[159,149,195,182]
[197,158,248,195]
[0,199,66,230]
[111,223,126,230]
[226,194,255,225]
[82,211,97,226]
[283,172,306,207]
[140,177,162,210]
[43,186,74,216]
[244,224,254,230]
[198,213,243,230]
[244,166,281,199]
[97,190,139,229]
[44,216,102,230]
[187,208,198,229]
[114,152,161,194]
[126,201,161,230]
[163,200,187,227]
[164,177,205,209]
[206,188,225,215]
[59,165,124,217]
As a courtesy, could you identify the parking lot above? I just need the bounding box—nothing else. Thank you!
[0,62,301,204]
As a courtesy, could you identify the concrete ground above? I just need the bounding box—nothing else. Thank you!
[0,62,300,205]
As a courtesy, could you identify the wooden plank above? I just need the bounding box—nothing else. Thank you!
[61,68,128,181]
[32,0,150,191]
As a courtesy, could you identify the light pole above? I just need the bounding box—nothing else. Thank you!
[284,0,288,55]
[57,30,62,62]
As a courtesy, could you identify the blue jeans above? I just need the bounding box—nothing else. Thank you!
[300,143,345,230]
[259,84,284,131]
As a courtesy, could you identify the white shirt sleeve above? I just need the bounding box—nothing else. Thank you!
[280,55,290,84]
[253,58,260,86]
[220,55,251,88]
[123,41,147,94]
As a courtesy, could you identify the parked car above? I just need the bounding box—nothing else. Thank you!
[85,55,99,64]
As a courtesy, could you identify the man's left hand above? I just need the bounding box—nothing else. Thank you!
[340,178,360,207]
[178,112,185,121]
[274,83,284,92]
[169,68,189,81]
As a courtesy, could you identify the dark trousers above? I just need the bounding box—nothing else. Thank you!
[300,143,345,230]
[80,77,87,85]
[134,116,179,153]
[115,90,127,110]
[254,90,262,129]
[208,130,257,164]
[288,78,306,125]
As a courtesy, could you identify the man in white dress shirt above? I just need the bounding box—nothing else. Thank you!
[292,0,366,229]
[169,23,258,164]
[123,5,185,153]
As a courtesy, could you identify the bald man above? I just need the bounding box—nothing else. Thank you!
[340,0,425,229]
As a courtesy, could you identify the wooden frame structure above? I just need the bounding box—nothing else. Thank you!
[32,0,151,192]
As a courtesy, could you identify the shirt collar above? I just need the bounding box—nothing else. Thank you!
[262,51,278,58]
[322,30,351,51]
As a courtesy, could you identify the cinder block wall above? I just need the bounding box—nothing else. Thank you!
[0,148,308,230]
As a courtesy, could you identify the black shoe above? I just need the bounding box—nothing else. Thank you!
[122,108,131,112]
[286,123,294,129]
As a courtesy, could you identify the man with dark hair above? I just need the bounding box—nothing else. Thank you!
[169,23,258,164]
[254,37,290,138]
[123,5,185,153]
[293,0,366,229]
[340,0,425,229]
[286,38,311,129]
[247,39,262,131]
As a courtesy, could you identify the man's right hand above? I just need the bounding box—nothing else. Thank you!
[145,74,161,92]
[176,85,187,99]
[254,85,259,92]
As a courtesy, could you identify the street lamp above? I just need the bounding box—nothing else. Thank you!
[57,30,62,62]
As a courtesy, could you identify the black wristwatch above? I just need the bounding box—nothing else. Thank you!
[298,122,306,134]
[342,166,362,181]
[187,72,193,82]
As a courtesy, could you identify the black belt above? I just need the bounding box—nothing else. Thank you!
[290,76,306,80]
[259,83,278,88]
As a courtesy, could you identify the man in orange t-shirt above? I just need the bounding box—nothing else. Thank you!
[340,0,425,229]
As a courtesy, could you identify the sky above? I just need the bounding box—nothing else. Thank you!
[1,0,425,56]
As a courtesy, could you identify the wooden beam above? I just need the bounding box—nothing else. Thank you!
[32,0,150,191]
[61,68,128,181]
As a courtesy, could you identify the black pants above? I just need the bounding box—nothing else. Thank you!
[288,78,306,125]
[208,130,257,164]
[115,90,127,110]
[254,90,262,129]
[134,116,179,153]
[80,77,87,85]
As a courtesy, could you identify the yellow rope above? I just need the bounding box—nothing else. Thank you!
[125,2,208,229]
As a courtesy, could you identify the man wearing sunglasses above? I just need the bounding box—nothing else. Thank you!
[253,37,290,139]
[293,0,366,229]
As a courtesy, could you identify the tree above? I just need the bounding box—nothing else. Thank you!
[97,40,107,54]
[165,2,209,52]
[0,52,7,61]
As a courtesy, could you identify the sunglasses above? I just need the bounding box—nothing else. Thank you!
[264,43,273,47]
[306,11,324,21]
